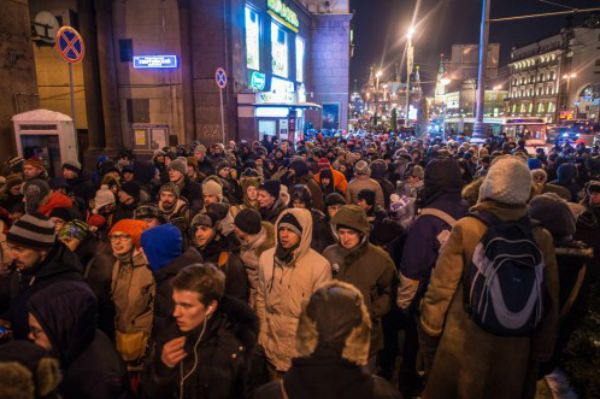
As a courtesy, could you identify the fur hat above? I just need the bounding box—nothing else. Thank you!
[259,180,281,199]
[479,156,532,205]
[296,281,371,366]
[354,160,371,176]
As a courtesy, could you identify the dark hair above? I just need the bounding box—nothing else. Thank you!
[291,184,313,209]
[170,264,225,306]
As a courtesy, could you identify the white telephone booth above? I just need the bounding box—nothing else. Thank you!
[12,109,79,177]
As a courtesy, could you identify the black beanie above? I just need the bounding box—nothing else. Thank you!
[120,181,141,201]
[234,209,262,235]
[278,212,303,236]
[259,180,281,199]
[325,192,346,207]
[357,189,376,207]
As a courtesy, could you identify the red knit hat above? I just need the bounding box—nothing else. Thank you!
[109,219,149,248]
[317,158,331,170]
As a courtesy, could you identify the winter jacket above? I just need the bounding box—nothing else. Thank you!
[260,198,288,224]
[420,201,559,399]
[142,296,258,399]
[346,176,385,208]
[575,205,600,280]
[314,167,348,194]
[238,222,275,308]
[111,250,155,365]
[153,246,204,333]
[178,177,203,213]
[397,192,469,309]
[254,351,402,399]
[256,208,332,371]
[28,281,129,399]
[324,205,397,354]
[66,172,96,211]
[85,249,117,340]
[158,199,190,234]
[4,242,83,339]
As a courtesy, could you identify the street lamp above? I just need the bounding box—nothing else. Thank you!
[405,27,415,128]
[375,69,383,129]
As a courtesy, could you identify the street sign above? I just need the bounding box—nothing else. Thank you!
[55,26,85,64]
[215,67,228,89]
[133,55,178,69]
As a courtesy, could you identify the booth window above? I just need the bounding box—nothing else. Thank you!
[271,22,289,78]
[296,36,305,83]
[245,7,260,71]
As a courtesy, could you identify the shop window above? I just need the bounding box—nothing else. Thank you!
[245,7,260,71]
[271,22,289,78]
[296,36,305,83]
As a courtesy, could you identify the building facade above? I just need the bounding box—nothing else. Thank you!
[3,0,351,166]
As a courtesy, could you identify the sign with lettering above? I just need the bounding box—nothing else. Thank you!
[249,71,267,91]
[268,0,299,31]
[133,55,178,69]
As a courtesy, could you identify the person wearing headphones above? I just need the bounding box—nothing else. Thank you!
[142,264,258,399]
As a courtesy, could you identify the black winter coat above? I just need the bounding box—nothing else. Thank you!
[66,172,96,210]
[4,243,83,339]
[180,177,203,213]
[84,250,117,340]
[142,296,258,399]
[254,351,401,399]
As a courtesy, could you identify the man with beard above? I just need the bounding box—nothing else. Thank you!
[157,183,189,235]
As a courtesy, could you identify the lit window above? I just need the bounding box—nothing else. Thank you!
[296,36,305,83]
[245,7,260,71]
[271,22,289,78]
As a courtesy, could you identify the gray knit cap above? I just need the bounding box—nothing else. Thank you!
[7,214,56,249]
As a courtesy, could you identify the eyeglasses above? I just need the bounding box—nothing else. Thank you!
[109,234,132,242]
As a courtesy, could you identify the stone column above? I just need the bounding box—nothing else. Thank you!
[178,0,196,145]
[95,0,123,152]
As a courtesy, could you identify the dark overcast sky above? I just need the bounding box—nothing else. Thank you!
[350,0,600,93]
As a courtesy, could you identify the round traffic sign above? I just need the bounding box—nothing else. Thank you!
[215,67,228,89]
[55,26,85,64]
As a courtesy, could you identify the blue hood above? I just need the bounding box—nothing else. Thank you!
[141,224,183,272]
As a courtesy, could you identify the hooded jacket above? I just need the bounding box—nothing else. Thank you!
[323,205,397,354]
[143,296,258,399]
[419,201,559,399]
[6,242,83,339]
[314,167,348,195]
[28,281,129,399]
[256,208,332,371]
[238,221,275,308]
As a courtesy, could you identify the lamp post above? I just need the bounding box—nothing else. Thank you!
[405,27,415,128]
[441,77,451,141]
[375,69,382,129]
[472,0,491,143]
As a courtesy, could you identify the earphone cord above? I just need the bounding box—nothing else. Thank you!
[178,316,208,399]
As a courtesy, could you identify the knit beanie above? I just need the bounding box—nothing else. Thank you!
[7,213,56,249]
[133,204,161,221]
[357,189,376,207]
[317,158,331,170]
[529,193,576,241]
[325,192,346,208]
[93,185,116,213]
[202,177,223,197]
[62,160,82,175]
[259,180,281,199]
[289,160,309,178]
[234,209,262,235]
[58,220,91,241]
[120,181,141,202]
[354,160,371,176]
[168,157,188,176]
[159,182,180,198]
[109,219,149,249]
[141,224,183,272]
[49,207,75,223]
[479,156,532,205]
[278,212,303,237]
[215,160,231,173]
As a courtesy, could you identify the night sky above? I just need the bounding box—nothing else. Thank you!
[350,0,600,93]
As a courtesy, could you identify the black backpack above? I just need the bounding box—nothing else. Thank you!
[464,212,546,336]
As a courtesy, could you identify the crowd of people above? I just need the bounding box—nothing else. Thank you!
[0,131,599,399]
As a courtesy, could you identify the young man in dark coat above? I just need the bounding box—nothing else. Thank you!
[142,264,258,399]
[62,160,96,212]
[168,158,203,213]
[27,280,130,399]
[254,281,401,399]
[2,214,83,339]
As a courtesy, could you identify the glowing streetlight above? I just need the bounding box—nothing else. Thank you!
[407,26,416,39]
[375,70,383,78]
[493,84,503,90]
[441,77,451,86]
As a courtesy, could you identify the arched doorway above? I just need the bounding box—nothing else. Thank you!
[577,83,600,122]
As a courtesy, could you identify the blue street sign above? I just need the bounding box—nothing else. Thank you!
[215,67,228,89]
[55,26,85,64]
[133,55,178,69]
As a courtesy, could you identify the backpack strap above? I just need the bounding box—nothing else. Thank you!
[420,208,458,227]
[279,380,290,399]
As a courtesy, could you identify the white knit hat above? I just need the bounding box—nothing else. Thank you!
[93,184,116,213]
[479,156,532,205]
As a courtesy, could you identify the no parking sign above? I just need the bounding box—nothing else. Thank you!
[55,26,85,64]
[215,67,228,89]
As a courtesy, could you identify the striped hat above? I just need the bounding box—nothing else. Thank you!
[7,214,56,249]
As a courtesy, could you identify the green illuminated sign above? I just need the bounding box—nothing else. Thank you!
[268,0,299,30]
[250,71,266,91]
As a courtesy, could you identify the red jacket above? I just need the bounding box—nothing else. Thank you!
[39,191,74,217]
